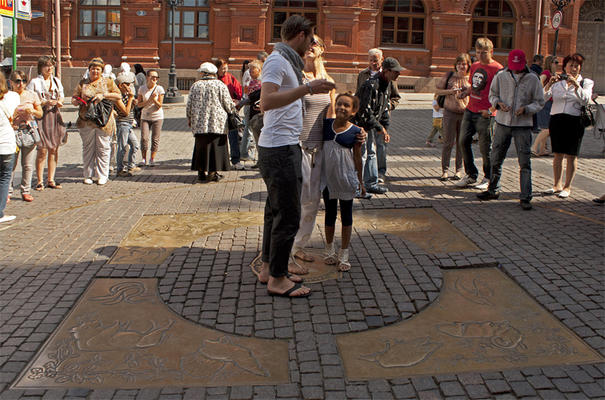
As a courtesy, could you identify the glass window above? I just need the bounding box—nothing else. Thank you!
[471,0,515,50]
[271,0,318,41]
[381,0,424,46]
[78,0,120,38]
[168,2,210,40]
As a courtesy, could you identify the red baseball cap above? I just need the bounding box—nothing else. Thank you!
[508,49,526,71]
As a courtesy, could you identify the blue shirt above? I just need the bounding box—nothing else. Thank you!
[323,118,360,149]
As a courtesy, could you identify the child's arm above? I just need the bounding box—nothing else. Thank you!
[353,142,365,195]
[433,100,440,112]
[326,89,336,119]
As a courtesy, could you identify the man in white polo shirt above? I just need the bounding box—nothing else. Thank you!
[258,15,335,297]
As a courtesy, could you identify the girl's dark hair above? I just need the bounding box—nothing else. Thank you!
[0,73,8,100]
[37,55,55,75]
[336,92,360,111]
[134,64,145,75]
[562,53,585,70]
[454,53,472,73]
[10,70,26,81]
[242,60,250,75]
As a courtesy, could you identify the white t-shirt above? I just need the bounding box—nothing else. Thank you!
[0,92,20,154]
[432,99,443,118]
[138,84,165,121]
[258,52,302,147]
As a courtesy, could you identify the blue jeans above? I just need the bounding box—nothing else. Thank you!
[488,124,533,202]
[228,129,240,165]
[362,128,379,189]
[376,132,387,176]
[0,153,15,218]
[239,124,253,160]
[116,122,140,172]
[460,110,492,180]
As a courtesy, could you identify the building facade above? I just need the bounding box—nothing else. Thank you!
[15,0,604,92]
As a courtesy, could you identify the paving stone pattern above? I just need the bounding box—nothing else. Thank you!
[0,102,604,399]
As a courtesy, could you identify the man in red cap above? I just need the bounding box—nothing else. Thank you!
[476,49,545,210]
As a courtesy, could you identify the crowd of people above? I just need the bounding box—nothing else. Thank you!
[0,16,600,295]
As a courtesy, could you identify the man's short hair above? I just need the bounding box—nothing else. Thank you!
[280,15,313,41]
[533,54,544,64]
[475,37,494,51]
[257,51,269,61]
[368,48,383,58]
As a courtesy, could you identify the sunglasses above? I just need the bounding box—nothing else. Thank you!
[149,76,159,80]
[13,79,26,84]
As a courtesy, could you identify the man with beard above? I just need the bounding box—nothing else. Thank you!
[455,37,503,190]
[257,15,335,297]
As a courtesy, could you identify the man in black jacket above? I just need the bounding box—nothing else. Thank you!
[356,49,401,184]
[354,57,403,194]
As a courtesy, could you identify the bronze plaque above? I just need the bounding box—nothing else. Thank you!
[356,208,479,253]
[250,249,341,284]
[13,279,289,389]
[337,267,603,380]
[110,212,264,264]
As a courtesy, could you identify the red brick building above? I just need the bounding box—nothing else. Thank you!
[15,0,604,92]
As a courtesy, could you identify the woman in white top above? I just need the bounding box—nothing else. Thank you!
[9,71,43,202]
[543,53,593,198]
[137,69,165,166]
[0,73,21,223]
[26,56,66,190]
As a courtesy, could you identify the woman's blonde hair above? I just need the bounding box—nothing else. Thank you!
[0,73,7,100]
[311,35,333,82]
[248,60,263,73]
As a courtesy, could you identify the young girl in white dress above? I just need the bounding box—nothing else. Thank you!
[322,93,365,271]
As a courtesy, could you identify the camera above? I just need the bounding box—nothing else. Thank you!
[559,73,568,81]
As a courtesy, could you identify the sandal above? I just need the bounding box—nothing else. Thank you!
[35,183,44,191]
[288,256,309,275]
[293,248,314,262]
[268,282,311,298]
[337,248,351,272]
[47,181,62,189]
[323,242,338,265]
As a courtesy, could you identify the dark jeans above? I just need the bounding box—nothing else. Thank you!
[460,109,492,180]
[228,129,240,165]
[488,124,533,202]
[258,144,302,278]
[0,153,15,218]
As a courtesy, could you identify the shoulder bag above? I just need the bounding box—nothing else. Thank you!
[85,99,114,128]
[579,80,595,128]
[436,71,454,108]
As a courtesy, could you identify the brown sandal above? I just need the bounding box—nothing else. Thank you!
[293,249,315,262]
[47,181,62,189]
[35,183,44,191]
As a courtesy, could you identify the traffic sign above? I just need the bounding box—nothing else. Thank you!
[552,10,562,30]
[0,0,13,18]
[16,0,30,20]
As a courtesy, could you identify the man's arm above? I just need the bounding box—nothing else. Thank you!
[389,81,401,110]
[489,73,509,112]
[521,76,546,116]
[260,79,334,112]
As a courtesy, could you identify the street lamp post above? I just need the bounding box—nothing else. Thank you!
[164,0,184,103]
[550,0,574,59]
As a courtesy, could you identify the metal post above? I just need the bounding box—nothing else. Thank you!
[55,0,61,79]
[164,0,183,103]
[12,7,17,70]
[550,0,574,59]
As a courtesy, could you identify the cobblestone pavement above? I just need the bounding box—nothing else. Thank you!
[0,100,604,399]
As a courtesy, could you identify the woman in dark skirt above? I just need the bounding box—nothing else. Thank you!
[186,62,237,181]
[543,53,593,198]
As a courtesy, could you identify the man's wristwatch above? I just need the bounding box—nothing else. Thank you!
[305,82,313,95]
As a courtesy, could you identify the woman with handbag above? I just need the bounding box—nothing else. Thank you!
[137,69,165,167]
[434,53,471,181]
[9,71,43,202]
[543,53,593,199]
[186,62,236,182]
[0,73,20,223]
[26,56,66,190]
[71,57,121,185]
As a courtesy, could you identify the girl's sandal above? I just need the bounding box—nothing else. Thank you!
[337,248,351,271]
[34,183,44,191]
[338,261,351,272]
[293,249,314,262]
[47,181,62,189]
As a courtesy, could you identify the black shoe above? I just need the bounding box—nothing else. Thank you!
[520,200,533,210]
[366,186,388,195]
[197,172,206,181]
[476,191,500,200]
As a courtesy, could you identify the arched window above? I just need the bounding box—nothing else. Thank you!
[471,0,515,50]
[167,0,210,39]
[271,0,318,42]
[79,0,121,38]
[381,0,425,46]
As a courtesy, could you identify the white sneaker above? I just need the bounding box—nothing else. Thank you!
[473,178,490,190]
[97,177,108,185]
[0,215,16,223]
[83,178,93,185]
[454,175,477,187]
[233,162,246,170]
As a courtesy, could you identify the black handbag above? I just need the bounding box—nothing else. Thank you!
[579,79,595,128]
[227,111,244,132]
[436,71,453,108]
[85,99,114,127]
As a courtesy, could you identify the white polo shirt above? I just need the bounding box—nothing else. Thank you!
[258,52,302,148]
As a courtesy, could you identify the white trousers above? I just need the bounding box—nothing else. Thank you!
[293,145,324,251]
[80,126,111,180]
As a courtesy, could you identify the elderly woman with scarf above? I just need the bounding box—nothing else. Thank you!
[187,62,237,182]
